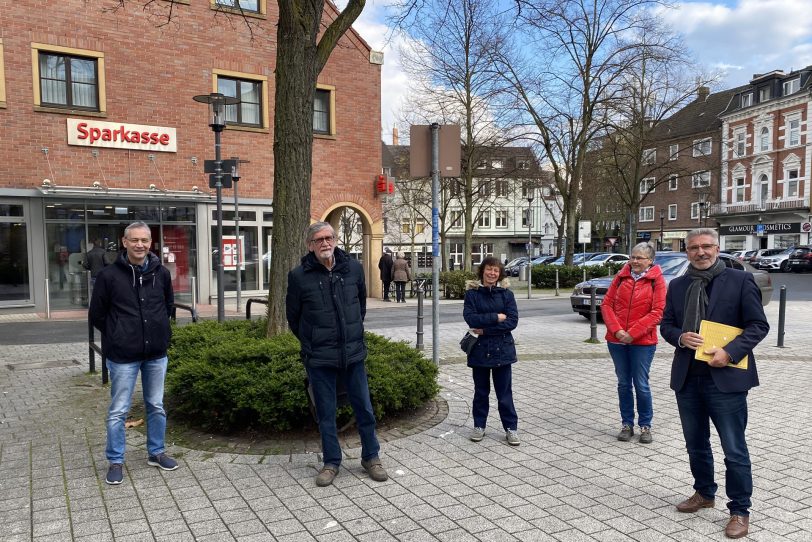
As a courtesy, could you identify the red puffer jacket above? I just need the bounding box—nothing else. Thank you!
[601,264,667,345]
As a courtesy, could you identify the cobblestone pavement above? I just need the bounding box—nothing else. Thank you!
[1,297,811,541]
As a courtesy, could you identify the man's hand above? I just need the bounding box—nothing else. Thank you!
[679,331,704,350]
[497,313,507,322]
[471,328,484,335]
[703,347,731,368]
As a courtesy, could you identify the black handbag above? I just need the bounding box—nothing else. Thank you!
[459,331,479,355]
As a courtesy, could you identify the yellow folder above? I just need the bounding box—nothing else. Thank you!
[695,320,748,370]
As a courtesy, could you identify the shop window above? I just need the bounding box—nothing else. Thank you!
[0,204,30,303]
[32,44,106,113]
[314,85,335,136]
[213,69,268,130]
[211,0,266,16]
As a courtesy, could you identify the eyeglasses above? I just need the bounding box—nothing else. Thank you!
[310,235,335,245]
[126,238,151,245]
[686,244,717,252]
[629,256,650,261]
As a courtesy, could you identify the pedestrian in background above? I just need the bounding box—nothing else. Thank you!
[601,242,666,443]
[463,256,520,446]
[660,228,768,539]
[378,248,394,302]
[392,251,411,303]
[82,238,107,284]
[89,221,178,485]
[286,222,387,487]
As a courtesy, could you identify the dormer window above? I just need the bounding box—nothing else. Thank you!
[783,78,800,95]
[758,87,771,102]
[741,93,753,107]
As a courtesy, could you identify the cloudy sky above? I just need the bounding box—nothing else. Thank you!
[338,0,812,143]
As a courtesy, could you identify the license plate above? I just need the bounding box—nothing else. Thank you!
[790,260,801,265]
[581,299,602,306]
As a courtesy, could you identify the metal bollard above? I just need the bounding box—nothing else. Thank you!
[191,276,197,313]
[555,268,560,296]
[777,285,786,348]
[588,287,599,342]
[416,280,424,351]
[45,278,51,319]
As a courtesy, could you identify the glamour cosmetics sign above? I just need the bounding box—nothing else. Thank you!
[66,119,177,152]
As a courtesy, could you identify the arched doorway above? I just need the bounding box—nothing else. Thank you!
[322,202,384,299]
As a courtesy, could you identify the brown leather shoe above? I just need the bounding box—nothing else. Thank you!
[725,515,749,539]
[315,465,338,487]
[361,458,388,482]
[676,492,715,513]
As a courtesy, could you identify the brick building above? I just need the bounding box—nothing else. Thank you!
[0,0,383,314]
[716,68,812,252]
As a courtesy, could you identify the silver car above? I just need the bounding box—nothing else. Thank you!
[756,247,794,272]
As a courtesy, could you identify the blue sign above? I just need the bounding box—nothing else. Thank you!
[639,232,651,240]
[432,208,440,256]
[756,223,765,234]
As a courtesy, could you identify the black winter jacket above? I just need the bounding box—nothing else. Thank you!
[286,248,367,369]
[89,251,174,363]
[462,279,519,368]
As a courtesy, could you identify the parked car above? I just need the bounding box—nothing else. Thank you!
[748,248,783,267]
[756,247,794,272]
[570,252,773,319]
[549,252,600,265]
[531,255,558,265]
[579,253,630,267]
[505,256,529,277]
[739,250,757,262]
[787,245,812,272]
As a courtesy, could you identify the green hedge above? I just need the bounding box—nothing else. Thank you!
[440,270,477,299]
[166,319,438,432]
[530,263,625,289]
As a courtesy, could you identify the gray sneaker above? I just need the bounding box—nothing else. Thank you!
[639,426,652,444]
[470,427,486,442]
[617,424,634,442]
[505,429,520,446]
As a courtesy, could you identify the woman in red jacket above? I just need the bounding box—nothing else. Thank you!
[601,242,666,444]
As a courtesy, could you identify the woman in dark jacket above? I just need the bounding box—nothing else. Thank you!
[601,242,666,444]
[463,256,520,446]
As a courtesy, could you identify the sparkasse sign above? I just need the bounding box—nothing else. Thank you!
[66,119,177,152]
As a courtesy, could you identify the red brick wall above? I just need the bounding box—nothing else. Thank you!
[0,0,381,220]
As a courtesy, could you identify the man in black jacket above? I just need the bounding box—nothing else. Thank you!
[378,248,394,301]
[89,221,178,485]
[286,222,387,487]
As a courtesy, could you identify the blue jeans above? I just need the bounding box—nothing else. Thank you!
[676,376,751,516]
[307,362,380,467]
[106,357,168,464]
[471,365,518,431]
[608,343,655,427]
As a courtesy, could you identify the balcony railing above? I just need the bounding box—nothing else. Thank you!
[709,199,808,216]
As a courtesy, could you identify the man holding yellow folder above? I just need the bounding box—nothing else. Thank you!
[661,228,769,539]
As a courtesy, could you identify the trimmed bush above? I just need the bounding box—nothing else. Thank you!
[166,319,438,432]
[530,264,623,289]
[440,270,477,299]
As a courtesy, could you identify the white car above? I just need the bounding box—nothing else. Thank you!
[579,253,630,267]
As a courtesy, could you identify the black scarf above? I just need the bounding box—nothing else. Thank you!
[682,258,726,332]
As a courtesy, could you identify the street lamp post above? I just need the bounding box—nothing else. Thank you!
[526,191,535,299]
[193,92,239,322]
[697,192,707,227]
[659,209,665,251]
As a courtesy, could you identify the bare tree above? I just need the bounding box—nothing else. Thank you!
[495,0,673,263]
[396,0,518,271]
[336,208,363,255]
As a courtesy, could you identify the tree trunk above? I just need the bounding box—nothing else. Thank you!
[266,3,322,336]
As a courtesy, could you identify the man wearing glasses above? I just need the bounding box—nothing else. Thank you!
[286,222,388,487]
[89,221,178,485]
[660,228,769,539]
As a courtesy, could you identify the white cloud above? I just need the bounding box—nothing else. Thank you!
[658,0,812,85]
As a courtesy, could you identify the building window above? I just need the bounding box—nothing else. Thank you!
[734,130,746,157]
[521,182,534,198]
[693,138,711,157]
[450,210,463,228]
[759,127,770,152]
[783,78,800,95]
[785,169,800,198]
[758,86,771,102]
[212,0,266,15]
[639,206,654,222]
[787,116,801,147]
[414,219,426,234]
[733,176,745,203]
[495,180,509,197]
[475,160,487,169]
[668,204,677,220]
[216,76,263,127]
[477,212,490,228]
[668,175,678,191]
[471,243,493,265]
[449,180,462,198]
[313,85,335,135]
[668,144,678,161]
[692,171,710,188]
[741,93,753,107]
[491,159,503,169]
[495,209,508,228]
[517,160,529,170]
[478,180,492,196]
[643,148,656,164]
[401,220,410,234]
[34,45,104,112]
[449,242,464,267]
[639,177,655,194]
[690,202,700,220]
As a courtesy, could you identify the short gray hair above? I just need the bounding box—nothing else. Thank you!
[124,221,151,239]
[686,228,718,245]
[305,221,335,243]
[631,242,655,260]
[397,251,405,259]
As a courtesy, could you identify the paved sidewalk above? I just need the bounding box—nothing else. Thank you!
[1,299,810,541]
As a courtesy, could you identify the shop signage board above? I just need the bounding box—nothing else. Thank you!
[720,222,801,235]
[221,235,245,271]
[67,118,177,152]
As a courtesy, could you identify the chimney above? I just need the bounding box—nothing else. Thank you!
[697,86,710,101]
[392,127,399,145]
